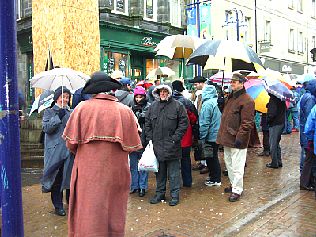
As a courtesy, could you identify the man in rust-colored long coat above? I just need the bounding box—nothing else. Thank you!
[63,72,142,237]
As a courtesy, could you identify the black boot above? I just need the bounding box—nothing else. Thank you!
[169,197,179,206]
[150,194,165,204]
[139,189,145,197]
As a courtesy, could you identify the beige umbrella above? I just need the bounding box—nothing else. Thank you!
[146,67,175,79]
[155,34,205,59]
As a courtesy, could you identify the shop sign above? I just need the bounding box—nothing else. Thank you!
[259,41,270,53]
[141,37,157,47]
[281,64,292,73]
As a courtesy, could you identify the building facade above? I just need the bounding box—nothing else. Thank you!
[16,0,185,106]
[186,0,316,75]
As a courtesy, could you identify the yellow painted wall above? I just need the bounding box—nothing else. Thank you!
[32,0,100,95]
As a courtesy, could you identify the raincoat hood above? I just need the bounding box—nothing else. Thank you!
[152,84,173,101]
[306,79,316,96]
[202,85,218,102]
[115,90,130,101]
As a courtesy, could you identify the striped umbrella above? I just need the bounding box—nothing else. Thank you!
[187,40,264,72]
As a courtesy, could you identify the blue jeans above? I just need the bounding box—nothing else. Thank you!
[291,111,299,129]
[129,151,148,190]
[181,147,192,187]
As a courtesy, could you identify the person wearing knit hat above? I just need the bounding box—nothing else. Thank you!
[42,86,73,216]
[129,86,151,197]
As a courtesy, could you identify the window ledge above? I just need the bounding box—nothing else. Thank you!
[311,16,316,19]
[288,6,294,10]
[297,10,303,14]
[298,51,304,55]
[288,49,296,54]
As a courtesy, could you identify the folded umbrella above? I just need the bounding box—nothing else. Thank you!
[29,90,54,116]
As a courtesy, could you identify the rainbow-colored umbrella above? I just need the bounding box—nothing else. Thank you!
[244,79,269,113]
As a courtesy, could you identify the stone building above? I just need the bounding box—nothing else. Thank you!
[16,0,185,106]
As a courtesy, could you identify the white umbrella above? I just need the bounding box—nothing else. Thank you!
[30,67,90,91]
[29,90,54,116]
[146,67,175,79]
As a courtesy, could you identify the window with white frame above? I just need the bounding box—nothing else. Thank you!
[312,0,316,18]
[112,0,128,15]
[170,0,181,27]
[288,0,294,8]
[264,20,271,42]
[297,0,303,12]
[144,0,157,21]
[298,31,303,53]
[312,36,316,48]
[289,29,295,51]
[241,17,251,43]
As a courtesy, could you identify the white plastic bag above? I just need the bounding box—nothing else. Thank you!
[138,140,159,172]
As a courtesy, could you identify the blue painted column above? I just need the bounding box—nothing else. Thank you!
[0,1,25,236]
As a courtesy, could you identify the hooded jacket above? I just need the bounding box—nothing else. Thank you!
[115,90,134,107]
[199,85,222,143]
[145,85,189,161]
[267,94,286,127]
[300,79,316,147]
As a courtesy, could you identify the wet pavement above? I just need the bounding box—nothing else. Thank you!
[20,133,316,237]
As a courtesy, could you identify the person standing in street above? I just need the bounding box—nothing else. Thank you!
[63,72,142,237]
[172,80,198,188]
[115,77,134,107]
[145,84,188,206]
[258,113,270,156]
[189,76,208,174]
[266,93,286,169]
[129,86,150,197]
[216,72,255,202]
[199,85,222,187]
[41,86,73,216]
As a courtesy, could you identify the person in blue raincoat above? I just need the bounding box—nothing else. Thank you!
[41,86,74,216]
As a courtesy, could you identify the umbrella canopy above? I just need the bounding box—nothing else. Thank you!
[136,80,153,89]
[263,76,294,101]
[244,79,269,113]
[155,34,205,59]
[297,73,316,84]
[146,67,175,79]
[187,40,264,72]
[209,71,233,87]
[30,67,90,91]
[29,90,54,116]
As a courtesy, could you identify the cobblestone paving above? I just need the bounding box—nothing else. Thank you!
[21,133,316,237]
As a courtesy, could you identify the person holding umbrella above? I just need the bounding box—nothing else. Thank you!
[216,72,255,202]
[41,86,73,216]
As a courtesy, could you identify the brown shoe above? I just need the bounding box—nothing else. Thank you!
[228,193,240,202]
[224,186,232,193]
[200,167,209,174]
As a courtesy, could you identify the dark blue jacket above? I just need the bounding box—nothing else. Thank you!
[300,79,316,147]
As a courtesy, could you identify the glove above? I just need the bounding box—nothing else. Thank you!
[58,109,66,120]
[234,140,242,148]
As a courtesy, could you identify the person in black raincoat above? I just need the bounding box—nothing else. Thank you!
[145,84,188,206]
[41,86,74,216]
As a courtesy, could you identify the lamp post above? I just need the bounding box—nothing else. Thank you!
[0,1,25,236]
[223,8,247,41]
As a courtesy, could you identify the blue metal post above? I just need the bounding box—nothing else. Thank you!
[0,1,25,236]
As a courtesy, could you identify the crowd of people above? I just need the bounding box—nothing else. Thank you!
[40,70,316,237]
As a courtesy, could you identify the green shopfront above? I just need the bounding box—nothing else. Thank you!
[99,22,184,82]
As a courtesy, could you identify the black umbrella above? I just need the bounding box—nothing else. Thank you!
[187,40,264,72]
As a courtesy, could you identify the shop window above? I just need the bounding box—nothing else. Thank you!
[144,0,157,21]
[170,0,181,27]
[312,0,316,18]
[145,59,179,82]
[101,50,129,77]
[112,0,128,15]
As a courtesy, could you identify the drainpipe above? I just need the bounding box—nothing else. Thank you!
[255,0,258,53]
[0,1,25,236]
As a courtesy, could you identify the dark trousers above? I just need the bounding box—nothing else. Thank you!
[301,146,316,188]
[262,130,270,152]
[181,147,192,187]
[269,124,284,166]
[205,142,221,182]
[155,159,181,199]
[51,166,70,210]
